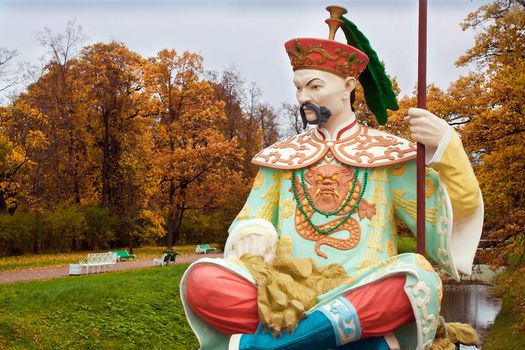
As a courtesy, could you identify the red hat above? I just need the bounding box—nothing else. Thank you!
[285,38,369,79]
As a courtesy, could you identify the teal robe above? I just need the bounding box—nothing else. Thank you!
[180,125,483,350]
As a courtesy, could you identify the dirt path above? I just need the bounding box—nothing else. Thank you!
[0,252,223,285]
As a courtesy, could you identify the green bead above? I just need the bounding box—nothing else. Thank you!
[291,167,369,235]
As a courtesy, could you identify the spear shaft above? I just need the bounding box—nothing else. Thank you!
[417,0,427,255]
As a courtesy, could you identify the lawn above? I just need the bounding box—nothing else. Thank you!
[0,244,220,272]
[483,266,525,350]
[1,243,522,349]
[0,264,198,349]
[397,235,416,254]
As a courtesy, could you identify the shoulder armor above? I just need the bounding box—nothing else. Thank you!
[252,125,416,169]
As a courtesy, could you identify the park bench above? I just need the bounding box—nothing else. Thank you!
[112,250,136,261]
[195,244,216,254]
[76,252,118,274]
[153,252,178,266]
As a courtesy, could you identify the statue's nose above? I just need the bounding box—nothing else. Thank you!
[297,89,312,105]
[322,179,334,186]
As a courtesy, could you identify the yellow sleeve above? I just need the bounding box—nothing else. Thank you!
[430,130,481,220]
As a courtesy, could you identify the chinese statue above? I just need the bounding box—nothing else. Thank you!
[180,5,483,350]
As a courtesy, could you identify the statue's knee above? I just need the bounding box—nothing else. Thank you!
[185,264,222,310]
[185,264,258,312]
[185,264,260,334]
[186,264,215,291]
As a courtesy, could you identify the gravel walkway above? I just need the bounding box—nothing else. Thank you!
[0,252,223,284]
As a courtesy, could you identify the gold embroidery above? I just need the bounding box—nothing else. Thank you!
[277,236,293,254]
[425,178,435,198]
[388,203,394,222]
[255,172,281,222]
[416,254,434,272]
[359,169,388,269]
[387,203,397,249]
[390,162,407,176]
[282,170,292,180]
[282,199,294,218]
[425,168,436,198]
[386,239,397,257]
[393,190,438,226]
[237,205,250,220]
[378,255,398,269]
[253,172,264,190]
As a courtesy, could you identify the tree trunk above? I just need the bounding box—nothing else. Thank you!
[173,187,187,246]
[68,127,81,205]
[0,190,7,214]
[166,178,175,250]
[101,112,110,208]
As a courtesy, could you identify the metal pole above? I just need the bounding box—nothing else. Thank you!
[417,0,427,255]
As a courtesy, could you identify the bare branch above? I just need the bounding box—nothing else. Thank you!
[35,20,87,66]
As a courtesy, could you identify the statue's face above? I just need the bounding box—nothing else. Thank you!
[293,69,352,122]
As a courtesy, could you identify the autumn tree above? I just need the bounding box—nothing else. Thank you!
[453,0,525,268]
[209,68,282,180]
[209,67,246,141]
[8,23,88,209]
[77,42,160,249]
[0,105,37,213]
[145,49,242,248]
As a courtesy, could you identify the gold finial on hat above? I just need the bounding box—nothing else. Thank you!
[325,5,348,40]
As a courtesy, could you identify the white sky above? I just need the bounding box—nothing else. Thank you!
[0,0,488,107]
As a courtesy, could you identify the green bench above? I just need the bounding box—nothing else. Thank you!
[154,252,178,266]
[195,244,216,254]
[112,250,136,261]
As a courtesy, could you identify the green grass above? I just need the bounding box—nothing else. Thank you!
[397,235,416,254]
[0,264,198,349]
[0,244,221,272]
[483,268,525,350]
[483,298,525,349]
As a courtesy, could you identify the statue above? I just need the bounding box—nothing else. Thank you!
[180,6,483,350]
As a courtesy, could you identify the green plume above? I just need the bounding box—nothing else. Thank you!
[340,16,399,125]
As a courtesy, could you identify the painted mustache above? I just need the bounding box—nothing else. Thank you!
[299,102,332,129]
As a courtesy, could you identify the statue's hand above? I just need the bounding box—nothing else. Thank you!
[225,219,277,264]
[233,234,275,264]
[404,107,450,148]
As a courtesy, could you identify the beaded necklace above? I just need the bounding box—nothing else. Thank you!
[291,168,368,235]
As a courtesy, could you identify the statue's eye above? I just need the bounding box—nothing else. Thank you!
[331,175,337,181]
[317,175,324,181]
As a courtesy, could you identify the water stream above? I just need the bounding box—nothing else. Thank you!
[441,284,502,349]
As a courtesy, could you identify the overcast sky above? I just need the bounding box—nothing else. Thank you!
[0,0,489,107]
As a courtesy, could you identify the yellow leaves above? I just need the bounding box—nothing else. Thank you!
[12,100,48,125]
[139,209,166,237]
[458,2,525,67]
[26,130,48,151]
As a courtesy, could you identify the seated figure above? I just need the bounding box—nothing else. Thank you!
[180,6,483,350]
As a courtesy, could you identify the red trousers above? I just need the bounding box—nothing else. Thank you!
[185,264,414,338]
